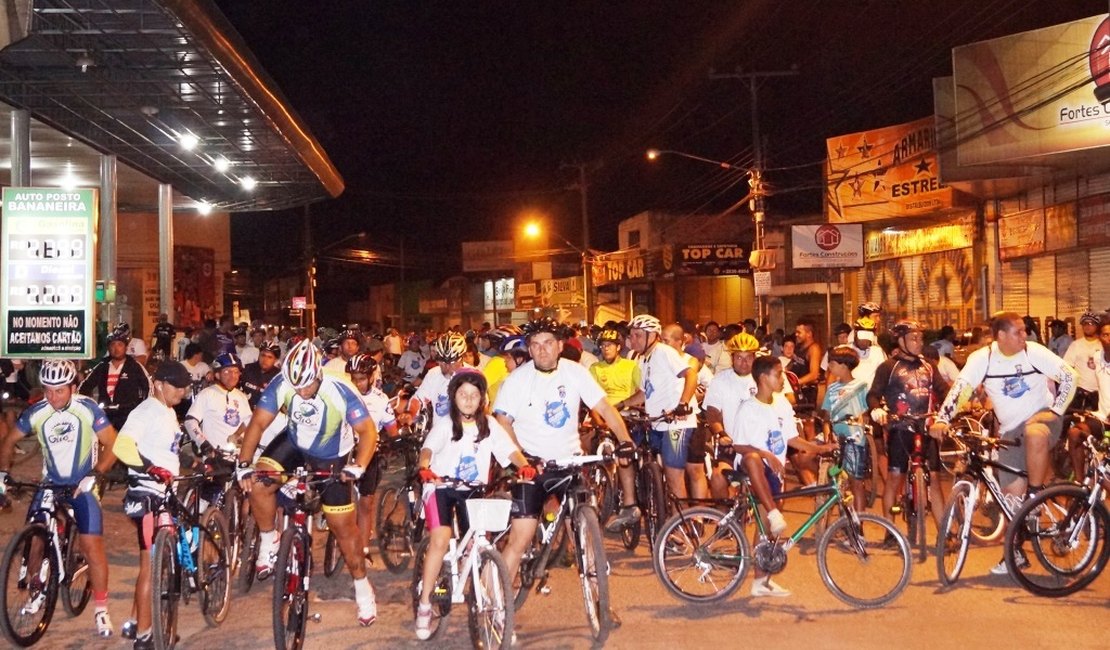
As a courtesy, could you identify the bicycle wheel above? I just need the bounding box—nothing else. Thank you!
[199,509,231,627]
[218,489,242,574]
[912,470,928,562]
[936,482,973,586]
[817,513,912,608]
[643,462,666,547]
[618,479,641,551]
[466,546,514,650]
[0,525,59,647]
[238,511,259,594]
[652,506,750,603]
[594,467,616,526]
[150,527,180,650]
[573,506,612,644]
[323,531,343,577]
[1004,484,1110,597]
[378,486,414,573]
[969,487,1005,544]
[272,528,311,650]
[410,538,450,641]
[60,521,92,616]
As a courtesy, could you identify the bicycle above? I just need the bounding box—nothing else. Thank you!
[1002,433,1110,597]
[147,473,232,650]
[410,479,514,649]
[887,412,940,563]
[934,425,1027,586]
[0,481,93,647]
[377,433,427,573]
[505,454,616,644]
[652,451,913,609]
[255,467,342,650]
[609,408,668,552]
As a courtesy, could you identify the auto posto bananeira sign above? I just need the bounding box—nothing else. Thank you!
[791,224,864,269]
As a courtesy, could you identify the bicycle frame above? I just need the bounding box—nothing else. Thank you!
[18,484,73,587]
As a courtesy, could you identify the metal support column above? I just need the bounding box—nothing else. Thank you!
[10,109,30,185]
[99,154,118,324]
[158,183,174,321]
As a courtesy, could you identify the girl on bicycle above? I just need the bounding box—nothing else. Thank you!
[413,369,533,640]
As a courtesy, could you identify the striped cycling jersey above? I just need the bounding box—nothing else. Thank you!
[257,375,369,458]
[17,395,111,484]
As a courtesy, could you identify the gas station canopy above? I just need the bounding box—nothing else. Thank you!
[0,0,343,212]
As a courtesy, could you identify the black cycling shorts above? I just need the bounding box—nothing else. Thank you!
[510,469,574,519]
[886,425,940,474]
[257,432,354,514]
[356,454,384,497]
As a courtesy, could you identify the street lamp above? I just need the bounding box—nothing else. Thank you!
[522,220,591,325]
[645,149,745,171]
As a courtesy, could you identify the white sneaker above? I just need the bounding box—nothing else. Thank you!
[20,592,46,616]
[256,542,278,581]
[357,597,377,627]
[414,603,433,640]
[95,610,113,637]
[767,510,788,537]
[990,550,1029,576]
[750,577,791,598]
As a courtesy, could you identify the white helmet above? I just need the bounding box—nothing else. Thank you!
[628,314,662,334]
[40,360,78,387]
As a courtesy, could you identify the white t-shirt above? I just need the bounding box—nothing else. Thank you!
[399,350,428,381]
[939,341,1077,435]
[1064,337,1103,392]
[422,417,518,484]
[703,370,757,438]
[639,343,697,430]
[127,337,148,359]
[238,344,259,366]
[579,349,599,369]
[852,344,887,388]
[493,359,606,461]
[183,359,211,383]
[186,384,252,448]
[732,393,798,465]
[415,365,455,420]
[1094,353,1110,420]
[118,397,182,496]
[702,340,729,375]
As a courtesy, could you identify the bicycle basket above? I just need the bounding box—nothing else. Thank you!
[465,498,512,533]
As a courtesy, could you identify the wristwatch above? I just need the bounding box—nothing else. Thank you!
[237,460,251,469]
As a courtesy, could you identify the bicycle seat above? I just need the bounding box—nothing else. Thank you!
[723,468,749,486]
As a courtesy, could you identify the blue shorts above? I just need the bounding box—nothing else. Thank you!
[31,488,103,536]
[650,427,695,470]
[836,434,870,480]
[762,462,784,498]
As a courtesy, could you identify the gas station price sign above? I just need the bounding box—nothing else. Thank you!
[2,187,97,359]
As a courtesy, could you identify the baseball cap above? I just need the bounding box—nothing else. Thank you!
[365,338,385,354]
[153,361,192,388]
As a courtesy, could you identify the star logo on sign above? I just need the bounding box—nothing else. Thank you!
[857,139,874,158]
[915,157,931,174]
[849,176,864,198]
[835,143,848,159]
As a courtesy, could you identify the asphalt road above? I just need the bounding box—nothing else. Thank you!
[3,454,1108,650]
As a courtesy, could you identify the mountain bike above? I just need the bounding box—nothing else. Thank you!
[148,474,232,650]
[653,452,913,609]
[377,434,427,573]
[0,481,93,647]
[609,408,668,551]
[411,479,514,649]
[888,412,939,563]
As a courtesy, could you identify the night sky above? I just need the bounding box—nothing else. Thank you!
[219,0,1107,287]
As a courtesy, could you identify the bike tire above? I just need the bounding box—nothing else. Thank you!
[652,506,751,604]
[199,509,231,628]
[936,482,973,586]
[272,528,311,650]
[817,513,912,608]
[644,462,667,547]
[1004,483,1110,598]
[378,486,414,574]
[912,470,929,563]
[150,527,180,650]
[466,546,514,650]
[619,474,642,550]
[60,520,91,616]
[0,525,59,647]
[323,532,343,578]
[969,487,1005,544]
[218,488,242,574]
[410,538,450,641]
[573,506,612,644]
[237,512,259,595]
[594,467,616,526]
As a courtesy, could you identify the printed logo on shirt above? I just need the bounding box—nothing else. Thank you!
[223,406,241,427]
[644,378,655,399]
[411,359,421,370]
[455,455,479,482]
[435,394,450,417]
[544,400,571,428]
[291,402,321,427]
[766,428,786,456]
[1003,366,1031,399]
[47,421,75,444]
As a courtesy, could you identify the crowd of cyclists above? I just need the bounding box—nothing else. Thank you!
[0,301,1106,647]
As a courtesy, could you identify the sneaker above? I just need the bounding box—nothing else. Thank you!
[256,546,278,581]
[121,619,138,640]
[357,598,377,627]
[94,610,113,638]
[414,603,433,640]
[990,551,1029,576]
[767,510,788,537]
[20,591,46,616]
[133,634,154,650]
[604,505,641,533]
[750,577,792,598]
[881,532,900,550]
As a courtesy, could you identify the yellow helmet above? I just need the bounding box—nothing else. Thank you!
[724,332,761,353]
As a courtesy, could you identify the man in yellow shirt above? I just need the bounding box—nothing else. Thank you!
[590,327,643,409]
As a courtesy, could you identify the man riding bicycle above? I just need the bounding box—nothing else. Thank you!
[236,339,381,626]
[0,360,119,639]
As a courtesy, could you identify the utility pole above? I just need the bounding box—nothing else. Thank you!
[710,67,799,327]
[563,161,601,326]
[303,203,316,334]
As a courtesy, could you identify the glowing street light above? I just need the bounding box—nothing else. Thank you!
[645,148,743,171]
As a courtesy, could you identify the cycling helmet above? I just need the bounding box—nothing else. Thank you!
[858,302,882,317]
[628,314,662,334]
[345,353,378,376]
[464,329,478,341]
[211,353,243,371]
[500,335,527,352]
[317,327,338,342]
[39,360,78,387]
[259,341,282,357]
[595,328,622,346]
[337,329,360,343]
[890,319,923,338]
[520,317,562,339]
[1080,310,1102,326]
[724,332,761,353]
[855,316,877,332]
[433,332,468,362]
[282,339,322,389]
[484,324,523,343]
[107,323,131,343]
[323,338,341,355]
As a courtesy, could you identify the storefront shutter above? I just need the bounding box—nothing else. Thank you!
[1055,250,1089,322]
[1028,255,1056,324]
[1089,247,1110,311]
[1001,258,1029,315]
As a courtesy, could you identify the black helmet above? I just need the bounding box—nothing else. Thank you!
[890,319,923,338]
[345,353,378,376]
[521,317,562,339]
